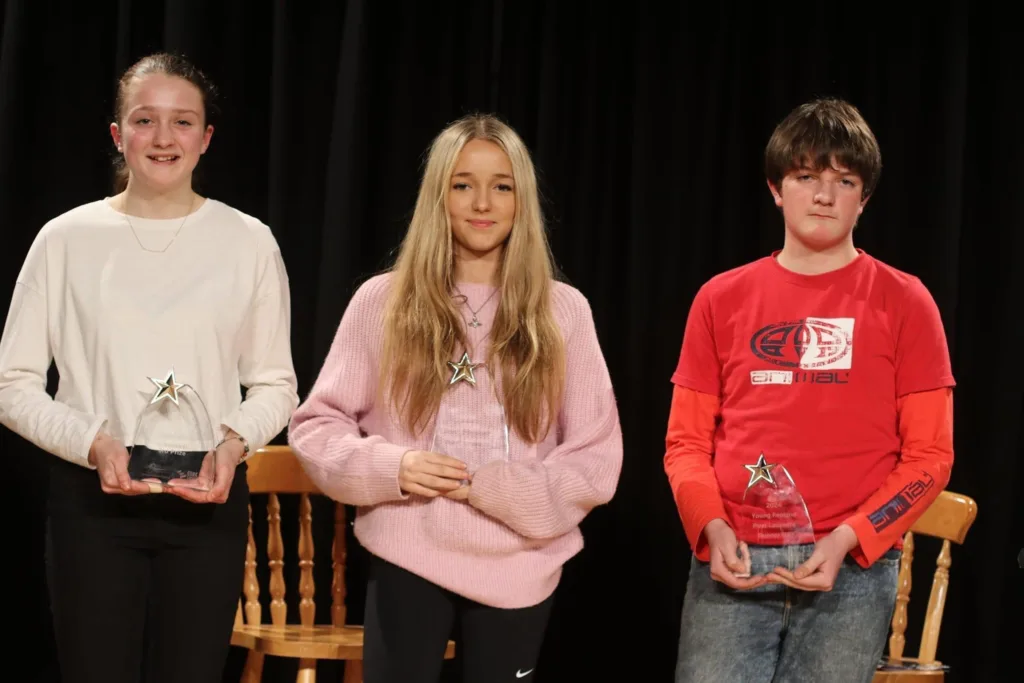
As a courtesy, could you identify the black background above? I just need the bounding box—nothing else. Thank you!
[1,2,1018,681]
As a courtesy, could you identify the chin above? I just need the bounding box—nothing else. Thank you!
[793,224,852,247]
[455,230,510,255]
[462,241,505,257]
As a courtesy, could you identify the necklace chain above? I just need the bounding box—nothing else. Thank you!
[455,286,499,328]
[122,194,197,254]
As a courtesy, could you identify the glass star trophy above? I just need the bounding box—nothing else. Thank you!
[730,453,815,570]
[430,352,509,482]
[127,368,218,491]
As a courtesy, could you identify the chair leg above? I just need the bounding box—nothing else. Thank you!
[342,659,363,683]
[240,651,265,683]
[296,658,316,683]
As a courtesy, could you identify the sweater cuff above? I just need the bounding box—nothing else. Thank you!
[74,417,106,470]
[465,460,509,518]
[326,436,409,503]
[220,413,261,450]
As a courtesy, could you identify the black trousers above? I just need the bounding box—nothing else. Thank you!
[363,554,555,683]
[45,457,248,683]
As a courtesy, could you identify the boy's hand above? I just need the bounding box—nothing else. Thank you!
[704,518,768,591]
[768,524,858,591]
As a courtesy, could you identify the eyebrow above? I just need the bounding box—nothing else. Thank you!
[129,107,201,116]
[795,166,859,177]
[452,172,514,180]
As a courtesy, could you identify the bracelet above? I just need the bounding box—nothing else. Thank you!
[217,434,250,461]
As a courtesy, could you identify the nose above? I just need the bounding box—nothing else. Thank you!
[153,121,173,147]
[472,188,491,212]
[813,179,836,205]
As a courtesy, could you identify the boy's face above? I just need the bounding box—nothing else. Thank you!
[768,159,869,250]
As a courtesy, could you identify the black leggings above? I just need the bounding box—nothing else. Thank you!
[363,555,555,683]
[45,458,248,683]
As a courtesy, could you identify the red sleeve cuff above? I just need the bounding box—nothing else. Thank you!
[691,518,719,561]
[844,514,893,568]
[682,493,729,560]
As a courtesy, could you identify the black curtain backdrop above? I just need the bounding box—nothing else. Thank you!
[1,2,1019,682]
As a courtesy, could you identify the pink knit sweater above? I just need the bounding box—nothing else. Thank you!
[288,274,622,608]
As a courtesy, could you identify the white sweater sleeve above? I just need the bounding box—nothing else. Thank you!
[219,236,299,449]
[0,232,104,468]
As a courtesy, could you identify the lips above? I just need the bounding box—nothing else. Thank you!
[148,155,181,164]
[468,220,495,229]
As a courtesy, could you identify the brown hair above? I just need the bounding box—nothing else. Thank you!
[379,114,565,444]
[765,98,882,198]
[112,52,219,193]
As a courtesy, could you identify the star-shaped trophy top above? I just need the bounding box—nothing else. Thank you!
[148,368,184,406]
[447,352,479,386]
[744,453,777,489]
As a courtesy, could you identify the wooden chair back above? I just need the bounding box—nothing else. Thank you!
[882,489,978,672]
[238,444,349,631]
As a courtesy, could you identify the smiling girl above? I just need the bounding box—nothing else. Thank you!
[289,114,623,683]
[0,53,298,683]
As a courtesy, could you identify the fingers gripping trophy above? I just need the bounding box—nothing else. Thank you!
[127,368,219,491]
[730,453,816,576]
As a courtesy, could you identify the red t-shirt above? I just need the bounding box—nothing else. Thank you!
[667,250,955,565]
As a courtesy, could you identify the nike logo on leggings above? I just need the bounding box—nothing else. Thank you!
[516,670,534,678]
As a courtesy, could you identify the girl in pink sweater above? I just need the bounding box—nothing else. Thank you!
[288,114,623,682]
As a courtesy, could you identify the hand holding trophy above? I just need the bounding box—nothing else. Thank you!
[767,523,858,591]
[726,453,820,588]
[734,454,861,592]
[430,354,508,503]
[126,368,223,499]
[167,433,247,504]
[703,518,766,591]
[90,431,159,495]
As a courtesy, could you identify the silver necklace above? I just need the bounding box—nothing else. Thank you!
[122,194,196,254]
[455,286,499,328]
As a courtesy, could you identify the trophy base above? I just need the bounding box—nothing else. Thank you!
[128,445,212,491]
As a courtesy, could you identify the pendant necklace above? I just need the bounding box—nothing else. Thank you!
[455,286,499,328]
[447,286,498,386]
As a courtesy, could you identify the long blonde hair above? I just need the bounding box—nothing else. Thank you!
[379,114,565,443]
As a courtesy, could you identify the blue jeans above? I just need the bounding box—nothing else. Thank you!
[675,544,900,683]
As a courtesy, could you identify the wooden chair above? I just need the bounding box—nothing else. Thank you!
[873,490,978,683]
[231,446,456,682]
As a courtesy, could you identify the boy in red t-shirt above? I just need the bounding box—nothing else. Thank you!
[664,98,955,682]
